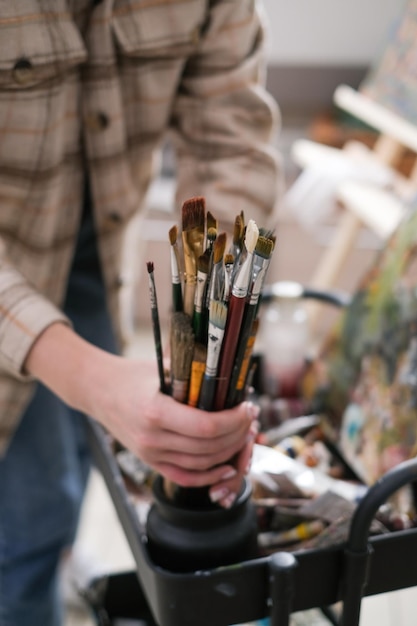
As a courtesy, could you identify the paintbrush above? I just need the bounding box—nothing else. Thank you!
[146,262,169,395]
[225,235,274,407]
[181,197,205,317]
[213,219,259,410]
[188,341,207,407]
[168,224,183,312]
[229,213,245,278]
[206,231,227,306]
[198,299,228,411]
[206,210,218,237]
[223,252,234,303]
[170,311,195,403]
[193,249,211,344]
[205,211,217,273]
[234,318,260,403]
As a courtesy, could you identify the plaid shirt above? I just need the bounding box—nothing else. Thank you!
[0,0,281,452]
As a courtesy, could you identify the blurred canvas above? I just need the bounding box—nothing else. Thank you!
[302,198,417,484]
[361,0,417,126]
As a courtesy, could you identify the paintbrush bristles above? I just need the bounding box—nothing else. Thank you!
[181,197,206,231]
[197,250,210,275]
[181,197,206,316]
[169,225,178,246]
[206,211,218,233]
[207,227,217,246]
[244,219,259,255]
[209,299,228,330]
[170,312,195,403]
[255,236,274,259]
[213,232,227,265]
[232,214,244,247]
[170,312,195,379]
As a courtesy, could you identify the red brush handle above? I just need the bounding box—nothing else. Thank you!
[213,295,246,411]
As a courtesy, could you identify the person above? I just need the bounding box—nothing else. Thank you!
[0,1,281,624]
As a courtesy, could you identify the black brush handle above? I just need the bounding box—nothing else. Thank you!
[172,281,183,313]
[198,375,216,411]
[225,302,256,407]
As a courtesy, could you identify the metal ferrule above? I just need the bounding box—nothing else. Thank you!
[232,253,254,299]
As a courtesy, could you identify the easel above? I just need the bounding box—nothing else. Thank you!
[288,0,417,342]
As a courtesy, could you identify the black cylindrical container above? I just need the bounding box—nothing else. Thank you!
[145,476,259,573]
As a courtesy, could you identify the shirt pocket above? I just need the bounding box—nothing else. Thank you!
[111,0,207,59]
[0,5,87,89]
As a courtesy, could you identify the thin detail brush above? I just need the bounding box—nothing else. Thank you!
[168,224,183,312]
[146,262,168,395]
[198,300,228,411]
[181,197,205,317]
[213,219,259,410]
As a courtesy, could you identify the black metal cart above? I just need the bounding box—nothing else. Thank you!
[84,419,417,626]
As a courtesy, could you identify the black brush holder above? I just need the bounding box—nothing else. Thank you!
[145,476,259,573]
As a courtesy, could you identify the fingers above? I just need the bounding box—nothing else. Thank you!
[151,462,239,489]
[208,420,259,508]
[154,395,259,440]
[135,397,260,474]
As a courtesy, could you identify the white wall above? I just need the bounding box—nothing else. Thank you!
[262,0,408,66]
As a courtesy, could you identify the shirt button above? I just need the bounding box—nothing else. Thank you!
[115,274,125,289]
[13,57,34,85]
[103,212,122,231]
[85,111,110,132]
[107,211,123,224]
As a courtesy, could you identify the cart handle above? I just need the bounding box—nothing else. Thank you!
[340,456,417,626]
[348,455,417,553]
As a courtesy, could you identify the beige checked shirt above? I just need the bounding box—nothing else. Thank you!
[0,0,281,452]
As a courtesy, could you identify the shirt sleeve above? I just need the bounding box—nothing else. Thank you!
[169,0,283,232]
[0,252,70,380]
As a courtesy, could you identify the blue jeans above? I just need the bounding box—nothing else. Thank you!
[0,198,118,626]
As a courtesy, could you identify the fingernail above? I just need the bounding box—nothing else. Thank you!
[221,492,237,509]
[245,401,260,421]
[209,486,229,503]
[246,420,260,443]
[245,457,253,475]
[221,467,237,480]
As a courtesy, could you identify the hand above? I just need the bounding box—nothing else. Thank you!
[208,417,259,508]
[88,356,259,493]
[25,323,259,505]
